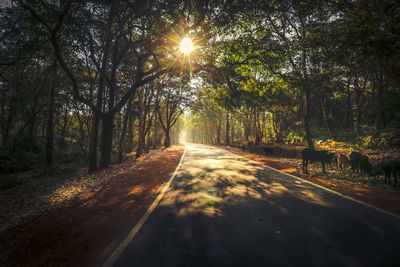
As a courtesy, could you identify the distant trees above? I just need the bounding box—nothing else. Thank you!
[185,0,400,150]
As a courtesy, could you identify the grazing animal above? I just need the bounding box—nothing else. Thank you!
[241,141,254,152]
[376,161,400,187]
[349,152,373,175]
[261,146,274,156]
[301,148,336,174]
[336,152,351,170]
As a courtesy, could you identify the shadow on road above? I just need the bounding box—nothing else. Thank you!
[116,144,400,267]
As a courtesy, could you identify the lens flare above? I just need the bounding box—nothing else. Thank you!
[179,37,195,55]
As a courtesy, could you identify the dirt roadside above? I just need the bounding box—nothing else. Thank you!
[219,145,400,215]
[0,144,184,267]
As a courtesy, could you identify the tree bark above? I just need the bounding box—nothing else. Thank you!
[342,82,351,128]
[126,104,135,152]
[88,114,99,172]
[45,58,57,169]
[253,107,260,145]
[118,96,133,163]
[164,128,170,147]
[153,112,159,149]
[99,114,114,169]
[375,74,385,130]
[216,120,221,144]
[353,76,367,137]
[225,112,230,145]
[320,94,333,137]
[304,88,314,149]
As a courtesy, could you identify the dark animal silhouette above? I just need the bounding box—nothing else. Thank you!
[302,148,336,174]
[261,147,274,156]
[376,160,400,187]
[349,152,373,175]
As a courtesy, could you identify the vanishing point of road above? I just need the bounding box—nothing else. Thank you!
[107,143,400,266]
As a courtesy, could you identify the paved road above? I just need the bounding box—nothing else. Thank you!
[113,143,400,266]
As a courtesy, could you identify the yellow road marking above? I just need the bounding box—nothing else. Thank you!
[103,145,186,267]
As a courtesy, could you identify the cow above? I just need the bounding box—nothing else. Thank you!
[261,146,274,156]
[375,160,400,187]
[349,152,373,175]
[336,152,351,170]
[301,148,336,174]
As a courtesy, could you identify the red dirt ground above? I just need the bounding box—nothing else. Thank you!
[219,145,400,215]
[0,145,184,267]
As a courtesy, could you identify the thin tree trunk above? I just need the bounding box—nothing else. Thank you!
[304,88,314,149]
[99,114,114,169]
[153,113,159,149]
[320,95,332,137]
[60,98,69,148]
[216,120,221,144]
[253,107,260,145]
[126,106,134,152]
[88,115,99,172]
[353,76,367,137]
[118,97,133,163]
[375,75,385,130]
[343,83,351,128]
[89,3,115,171]
[225,112,230,145]
[45,58,57,169]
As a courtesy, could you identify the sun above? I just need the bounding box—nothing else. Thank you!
[179,37,195,55]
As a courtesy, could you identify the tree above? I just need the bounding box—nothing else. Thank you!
[157,77,193,147]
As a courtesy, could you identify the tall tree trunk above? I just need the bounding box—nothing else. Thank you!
[375,75,385,131]
[304,88,314,149]
[99,114,114,169]
[153,113,159,148]
[45,58,57,169]
[136,129,144,157]
[320,95,333,137]
[216,120,221,144]
[89,3,115,171]
[272,111,280,143]
[354,93,364,137]
[244,114,250,141]
[136,92,145,158]
[253,107,260,145]
[88,114,100,172]
[164,128,171,147]
[118,97,132,163]
[126,107,134,152]
[225,112,230,145]
[29,97,38,151]
[342,83,351,128]
[231,124,235,144]
[60,98,69,148]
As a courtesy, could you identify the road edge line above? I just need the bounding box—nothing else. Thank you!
[219,146,400,221]
[102,145,187,267]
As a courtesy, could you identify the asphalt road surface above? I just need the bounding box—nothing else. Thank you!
[113,143,400,267]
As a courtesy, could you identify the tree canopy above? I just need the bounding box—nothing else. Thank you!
[1,0,399,173]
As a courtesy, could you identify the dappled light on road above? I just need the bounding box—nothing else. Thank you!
[159,143,333,220]
[116,143,400,267]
